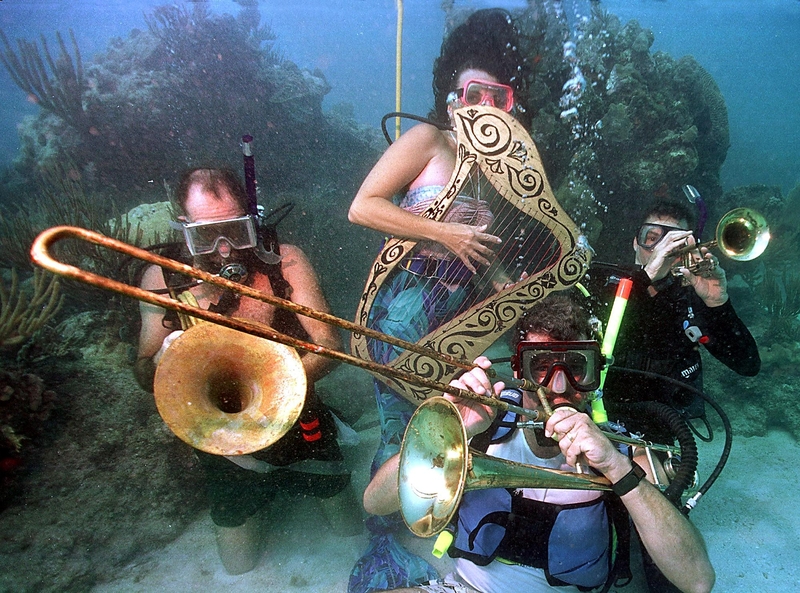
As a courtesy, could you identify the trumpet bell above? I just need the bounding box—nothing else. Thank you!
[153,322,307,455]
[717,207,770,261]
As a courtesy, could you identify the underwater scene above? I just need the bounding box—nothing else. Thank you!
[0,0,798,591]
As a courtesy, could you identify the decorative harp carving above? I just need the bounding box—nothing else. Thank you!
[351,105,592,403]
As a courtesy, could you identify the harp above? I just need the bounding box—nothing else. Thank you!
[351,105,592,403]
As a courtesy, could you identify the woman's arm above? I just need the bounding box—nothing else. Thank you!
[349,124,500,271]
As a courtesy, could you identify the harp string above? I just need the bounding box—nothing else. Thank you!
[395,163,563,315]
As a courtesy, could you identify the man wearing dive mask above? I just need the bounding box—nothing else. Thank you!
[364,291,714,593]
[603,198,759,422]
[134,167,360,576]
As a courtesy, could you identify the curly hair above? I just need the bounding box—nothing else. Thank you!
[512,290,592,350]
[175,167,249,215]
[431,8,530,126]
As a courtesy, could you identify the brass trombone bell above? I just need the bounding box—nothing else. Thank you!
[153,322,306,455]
[398,397,611,538]
[667,207,770,272]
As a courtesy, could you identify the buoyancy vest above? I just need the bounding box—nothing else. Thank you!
[449,389,631,591]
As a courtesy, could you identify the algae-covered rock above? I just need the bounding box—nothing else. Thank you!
[515,7,731,260]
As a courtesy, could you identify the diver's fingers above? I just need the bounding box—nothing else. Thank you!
[457,369,494,396]
[476,231,502,246]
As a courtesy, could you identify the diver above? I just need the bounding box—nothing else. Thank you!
[593,196,759,593]
[603,197,760,425]
[364,291,715,593]
[134,167,361,575]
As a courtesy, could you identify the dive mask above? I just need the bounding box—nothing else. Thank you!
[448,79,515,112]
[513,340,605,392]
[636,222,689,252]
[171,215,258,256]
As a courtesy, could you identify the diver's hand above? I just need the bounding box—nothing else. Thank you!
[153,330,184,366]
[677,247,729,307]
[545,407,629,480]
[439,223,501,273]
[643,229,694,282]
[445,356,503,439]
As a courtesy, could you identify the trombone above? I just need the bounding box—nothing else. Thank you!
[667,207,770,275]
[29,226,546,423]
[30,226,680,455]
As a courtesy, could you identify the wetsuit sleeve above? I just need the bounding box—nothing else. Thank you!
[696,297,760,376]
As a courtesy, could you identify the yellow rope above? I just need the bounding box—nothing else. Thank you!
[395,0,404,140]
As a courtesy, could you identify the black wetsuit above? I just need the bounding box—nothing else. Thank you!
[601,268,760,421]
[589,266,758,593]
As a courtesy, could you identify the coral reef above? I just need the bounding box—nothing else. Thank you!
[758,269,800,343]
[0,160,166,316]
[0,369,56,509]
[705,351,800,440]
[0,309,205,591]
[110,199,175,246]
[2,4,379,209]
[0,268,64,349]
[0,28,89,133]
[1,3,381,321]
[515,5,731,260]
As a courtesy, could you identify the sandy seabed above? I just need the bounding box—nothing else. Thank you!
[93,426,800,593]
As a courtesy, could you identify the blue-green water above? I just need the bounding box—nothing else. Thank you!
[1,0,798,192]
[0,1,798,591]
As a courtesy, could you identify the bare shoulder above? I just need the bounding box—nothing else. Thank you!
[279,244,318,280]
[396,121,449,148]
[140,264,167,290]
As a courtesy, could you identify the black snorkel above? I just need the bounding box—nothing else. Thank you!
[242,134,282,265]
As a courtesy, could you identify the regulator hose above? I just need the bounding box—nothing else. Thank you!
[612,401,697,507]
[380,111,452,145]
[610,366,733,515]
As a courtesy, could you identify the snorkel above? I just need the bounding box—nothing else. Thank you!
[683,184,707,241]
[242,134,258,219]
[241,134,282,265]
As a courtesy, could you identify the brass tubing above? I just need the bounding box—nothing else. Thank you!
[30,226,478,370]
[665,207,769,262]
[30,225,541,415]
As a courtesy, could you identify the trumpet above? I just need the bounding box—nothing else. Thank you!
[667,207,770,276]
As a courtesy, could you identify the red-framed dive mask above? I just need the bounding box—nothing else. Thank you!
[453,79,515,112]
[512,340,605,392]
